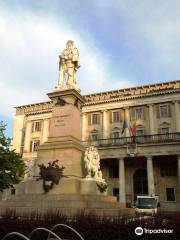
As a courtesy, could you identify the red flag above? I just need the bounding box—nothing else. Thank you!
[129,123,136,136]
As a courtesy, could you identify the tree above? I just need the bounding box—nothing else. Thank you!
[0,121,25,192]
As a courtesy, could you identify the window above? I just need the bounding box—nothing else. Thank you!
[159,105,169,118]
[135,108,143,120]
[113,132,120,138]
[166,188,175,201]
[161,127,170,134]
[90,130,99,141]
[160,166,177,177]
[91,134,98,141]
[30,139,40,152]
[92,114,99,125]
[113,111,120,122]
[136,129,144,136]
[32,121,42,132]
[113,188,119,201]
[109,166,119,178]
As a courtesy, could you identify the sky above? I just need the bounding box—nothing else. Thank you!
[0,0,180,137]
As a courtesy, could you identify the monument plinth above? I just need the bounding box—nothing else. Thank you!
[36,88,85,177]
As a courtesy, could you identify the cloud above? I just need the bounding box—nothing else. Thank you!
[91,0,180,81]
[0,3,131,118]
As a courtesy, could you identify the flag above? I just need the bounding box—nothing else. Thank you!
[121,119,129,134]
[129,123,136,136]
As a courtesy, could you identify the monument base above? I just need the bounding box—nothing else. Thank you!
[0,177,129,217]
[12,177,107,196]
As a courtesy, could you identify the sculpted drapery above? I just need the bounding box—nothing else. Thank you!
[58,40,80,91]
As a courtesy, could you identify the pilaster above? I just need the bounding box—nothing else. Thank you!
[24,121,32,153]
[102,110,108,139]
[124,107,130,137]
[148,104,155,135]
[82,113,87,141]
[174,101,180,132]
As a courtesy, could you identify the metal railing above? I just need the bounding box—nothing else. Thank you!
[83,132,180,147]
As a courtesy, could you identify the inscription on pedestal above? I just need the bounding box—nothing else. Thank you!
[49,105,81,139]
[54,115,70,127]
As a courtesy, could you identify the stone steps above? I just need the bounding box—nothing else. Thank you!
[0,198,122,209]
[4,194,117,203]
[0,205,134,217]
[0,194,133,217]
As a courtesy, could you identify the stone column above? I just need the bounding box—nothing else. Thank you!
[81,113,87,141]
[102,110,108,139]
[124,107,130,137]
[174,101,180,132]
[148,104,155,135]
[147,156,155,196]
[24,121,32,152]
[119,158,126,204]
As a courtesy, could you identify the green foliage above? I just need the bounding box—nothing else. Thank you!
[0,121,25,191]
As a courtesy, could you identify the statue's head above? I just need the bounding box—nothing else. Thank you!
[66,40,74,48]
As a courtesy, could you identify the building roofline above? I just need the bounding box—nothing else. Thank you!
[83,79,180,97]
[15,79,180,110]
[15,101,52,109]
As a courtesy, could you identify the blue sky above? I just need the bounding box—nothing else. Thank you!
[1,0,180,137]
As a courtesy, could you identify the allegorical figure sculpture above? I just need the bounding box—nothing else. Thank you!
[57,40,80,91]
[84,146,103,180]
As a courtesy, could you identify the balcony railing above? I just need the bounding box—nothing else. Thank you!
[83,132,180,147]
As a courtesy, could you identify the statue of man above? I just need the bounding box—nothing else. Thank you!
[58,40,80,90]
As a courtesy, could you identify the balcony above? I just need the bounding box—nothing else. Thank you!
[83,132,180,147]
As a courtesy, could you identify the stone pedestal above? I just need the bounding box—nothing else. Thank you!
[35,88,85,177]
[80,178,107,195]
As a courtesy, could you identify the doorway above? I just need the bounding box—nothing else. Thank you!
[133,168,148,200]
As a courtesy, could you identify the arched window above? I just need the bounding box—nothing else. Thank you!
[136,124,144,136]
[90,129,99,141]
[112,127,120,138]
[159,122,171,134]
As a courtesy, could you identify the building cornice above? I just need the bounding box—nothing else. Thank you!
[15,80,180,115]
[83,80,180,105]
[16,101,53,116]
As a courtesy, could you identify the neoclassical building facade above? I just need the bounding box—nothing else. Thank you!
[12,80,180,211]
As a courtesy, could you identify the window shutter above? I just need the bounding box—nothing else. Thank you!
[143,107,146,120]
[120,110,123,122]
[30,141,33,152]
[37,140,40,150]
[31,122,34,132]
[168,105,171,117]
[156,105,160,118]
[109,111,112,123]
[39,121,42,131]
[118,111,121,122]
[158,128,161,134]
[130,108,135,121]
[88,114,91,125]
[97,114,100,125]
